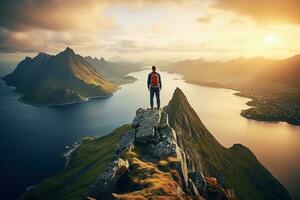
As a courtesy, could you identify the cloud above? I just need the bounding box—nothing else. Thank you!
[0,0,115,32]
[0,0,187,53]
[118,40,140,49]
[0,28,99,53]
[197,16,212,23]
[0,0,185,32]
[214,0,300,25]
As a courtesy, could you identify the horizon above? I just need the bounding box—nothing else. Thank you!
[2,46,300,67]
[1,1,300,63]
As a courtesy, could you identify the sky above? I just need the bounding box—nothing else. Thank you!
[1,0,300,63]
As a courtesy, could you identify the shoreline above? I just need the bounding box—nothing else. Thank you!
[168,72,300,126]
[2,74,140,107]
[8,85,122,107]
[61,140,83,168]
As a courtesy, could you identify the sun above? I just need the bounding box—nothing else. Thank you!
[264,34,280,44]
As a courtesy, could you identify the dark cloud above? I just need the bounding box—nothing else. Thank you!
[0,0,111,31]
[214,0,300,25]
[0,28,44,53]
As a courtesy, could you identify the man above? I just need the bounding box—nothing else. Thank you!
[147,65,162,109]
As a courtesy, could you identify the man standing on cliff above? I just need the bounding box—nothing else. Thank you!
[147,65,162,110]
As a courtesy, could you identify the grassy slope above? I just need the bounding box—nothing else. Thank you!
[112,146,192,200]
[164,88,291,200]
[25,125,131,200]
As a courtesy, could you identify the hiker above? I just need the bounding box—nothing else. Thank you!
[147,65,162,109]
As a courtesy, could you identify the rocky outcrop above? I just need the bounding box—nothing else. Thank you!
[85,107,230,200]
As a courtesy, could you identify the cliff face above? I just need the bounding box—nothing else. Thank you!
[164,88,291,200]
[86,108,228,200]
[24,88,291,200]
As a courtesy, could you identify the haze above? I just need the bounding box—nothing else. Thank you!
[1,0,300,63]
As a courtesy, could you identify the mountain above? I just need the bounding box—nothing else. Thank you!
[85,56,143,85]
[168,57,277,87]
[168,54,300,89]
[2,48,117,105]
[262,54,300,88]
[164,88,291,200]
[24,88,291,200]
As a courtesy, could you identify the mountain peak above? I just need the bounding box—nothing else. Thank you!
[63,47,75,55]
[173,87,186,101]
[35,52,50,60]
[165,87,192,117]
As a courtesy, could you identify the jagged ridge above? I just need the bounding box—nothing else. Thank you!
[164,88,291,200]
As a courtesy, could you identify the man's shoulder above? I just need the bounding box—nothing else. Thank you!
[148,72,160,76]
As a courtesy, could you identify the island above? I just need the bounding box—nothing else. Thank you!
[2,47,143,106]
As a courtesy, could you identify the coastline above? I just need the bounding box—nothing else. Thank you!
[61,140,83,168]
[169,72,300,126]
[8,85,122,107]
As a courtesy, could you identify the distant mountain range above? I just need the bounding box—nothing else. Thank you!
[168,55,300,126]
[85,56,143,85]
[262,54,300,88]
[2,48,143,105]
[168,54,300,89]
[24,88,291,200]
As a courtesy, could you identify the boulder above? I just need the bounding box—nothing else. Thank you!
[133,109,161,143]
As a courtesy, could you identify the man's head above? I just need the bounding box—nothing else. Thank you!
[152,65,156,72]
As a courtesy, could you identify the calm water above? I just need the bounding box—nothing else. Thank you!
[0,70,299,199]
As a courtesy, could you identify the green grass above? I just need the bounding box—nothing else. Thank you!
[25,124,131,200]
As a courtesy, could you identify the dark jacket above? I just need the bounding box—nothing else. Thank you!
[147,72,162,89]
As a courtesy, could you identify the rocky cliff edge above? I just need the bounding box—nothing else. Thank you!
[84,103,233,200]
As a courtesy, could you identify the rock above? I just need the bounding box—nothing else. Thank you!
[159,111,169,128]
[159,126,173,139]
[87,108,207,199]
[132,108,144,127]
[115,129,135,156]
[136,126,155,140]
[188,179,204,200]
[186,158,195,173]
[134,109,161,144]
[132,108,161,128]
[152,138,173,159]
[116,158,129,170]
[189,172,207,196]
[175,147,189,190]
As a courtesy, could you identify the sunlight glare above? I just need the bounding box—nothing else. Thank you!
[264,34,280,44]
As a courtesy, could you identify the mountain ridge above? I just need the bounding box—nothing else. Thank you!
[164,88,290,200]
[23,88,291,200]
[84,56,143,85]
[2,47,117,105]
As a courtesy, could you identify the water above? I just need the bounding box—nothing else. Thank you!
[0,70,299,199]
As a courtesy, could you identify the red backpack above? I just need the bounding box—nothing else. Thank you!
[151,72,159,87]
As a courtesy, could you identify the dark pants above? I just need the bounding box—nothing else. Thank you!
[150,87,160,109]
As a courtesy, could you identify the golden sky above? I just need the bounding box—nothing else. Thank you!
[1,0,300,62]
